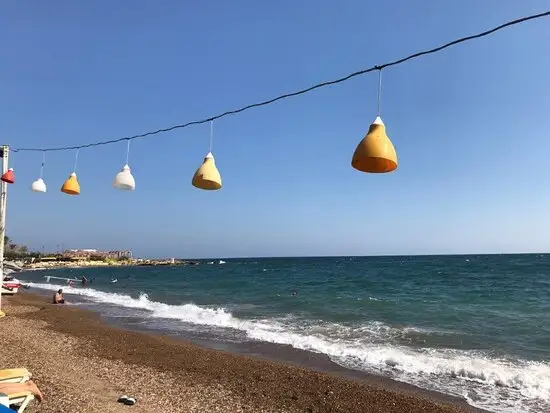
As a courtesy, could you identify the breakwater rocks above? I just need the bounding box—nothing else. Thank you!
[22,258,202,270]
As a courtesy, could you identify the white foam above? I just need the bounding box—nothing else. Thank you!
[26,281,550,413]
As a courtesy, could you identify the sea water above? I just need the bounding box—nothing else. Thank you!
[20,254,550,413]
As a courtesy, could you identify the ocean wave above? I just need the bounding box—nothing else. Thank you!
[25,281,550,413]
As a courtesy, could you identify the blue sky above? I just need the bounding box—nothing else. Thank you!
[1,1,549,258]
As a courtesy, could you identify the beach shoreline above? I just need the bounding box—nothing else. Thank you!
[21,259,200,271]
[0,291,487,413]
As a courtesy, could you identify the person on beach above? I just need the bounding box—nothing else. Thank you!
[0,379,44,403]
[81,275,87,286]
[53,289,65,304]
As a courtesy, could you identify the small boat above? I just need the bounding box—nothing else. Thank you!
[44,275,80,284]
[2,275,22,295]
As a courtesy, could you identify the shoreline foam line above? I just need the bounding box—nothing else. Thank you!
[21,281,550,413]
[5,290,488,413]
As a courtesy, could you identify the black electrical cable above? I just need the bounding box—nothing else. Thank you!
[12,11,549,153]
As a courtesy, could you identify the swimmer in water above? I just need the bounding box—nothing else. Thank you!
[53,289,65,304]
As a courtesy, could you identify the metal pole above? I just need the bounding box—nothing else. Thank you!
[0,145,9,317]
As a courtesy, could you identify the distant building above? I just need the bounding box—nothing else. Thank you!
[109,250,132,259]
[39,256,59,261]
[62,249,132,260]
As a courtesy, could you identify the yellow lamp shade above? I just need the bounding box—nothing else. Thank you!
[192,152,222,190]
[351,116,398,173]
[61,172,80,195]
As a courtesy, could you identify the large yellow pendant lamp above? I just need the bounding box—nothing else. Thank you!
[192,121,222,190]
[31,152,47,193]
[113,140,136,190]
[61,149,81,195]
[352,69,398,173]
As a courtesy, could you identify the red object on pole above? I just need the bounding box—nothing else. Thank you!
[0,168,14,184]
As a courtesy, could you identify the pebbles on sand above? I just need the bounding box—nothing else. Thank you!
[0,293,483,413]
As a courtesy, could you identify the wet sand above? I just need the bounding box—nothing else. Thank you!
[0,292,487,412]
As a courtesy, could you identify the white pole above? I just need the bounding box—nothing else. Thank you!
[0,145,9,317]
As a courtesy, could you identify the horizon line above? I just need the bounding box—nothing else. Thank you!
[139,251,549,260]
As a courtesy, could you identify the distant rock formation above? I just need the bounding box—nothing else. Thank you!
[2,261,23,276]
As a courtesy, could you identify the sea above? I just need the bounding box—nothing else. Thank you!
[17,254,550,413]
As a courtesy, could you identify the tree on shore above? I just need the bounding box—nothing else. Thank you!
[3,236,37,260]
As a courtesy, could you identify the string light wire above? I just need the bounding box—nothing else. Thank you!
[377,69,382,117]
[40,152,46,178]
[209,121,214,153]
[73,148,79,172]
[11,11,549,153]
[125,139,131,165]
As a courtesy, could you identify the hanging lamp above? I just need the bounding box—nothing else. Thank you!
[31,152,47,192]
[192,121,222,190]
[351,69,398,173]
[61,149,81,195]
[113,140,136,190]
[31,178,47,193]
[1,168,15,184]
[61,172,80,195]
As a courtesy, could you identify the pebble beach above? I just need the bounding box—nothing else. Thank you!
[0,292,486,413]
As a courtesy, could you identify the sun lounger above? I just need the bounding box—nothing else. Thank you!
[5,392,33,413]
[0,394,9,409]
[0,404,15,412]
[0,370,31,384]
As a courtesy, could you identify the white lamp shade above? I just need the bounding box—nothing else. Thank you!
[113,164,135,190]
[31,178,47,193]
